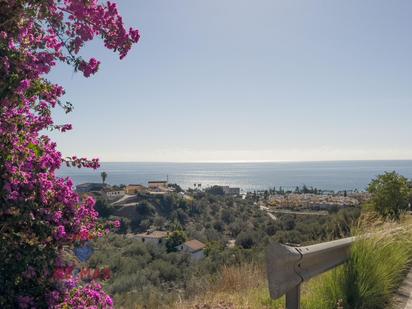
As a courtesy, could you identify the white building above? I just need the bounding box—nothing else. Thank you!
[133,231,169,245]
[105,189,125,199]
[214,185,241,195]
[176,239,206,261]
[222,186,241,195]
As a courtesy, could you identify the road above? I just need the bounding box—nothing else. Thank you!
[110,194,134,205]
[269,209,329,216]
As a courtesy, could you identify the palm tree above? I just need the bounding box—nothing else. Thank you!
[101,171,108,184]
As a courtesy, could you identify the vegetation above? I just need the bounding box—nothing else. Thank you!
[89,192,360,307]
[0,1,138,308]
[175,217,412,309]
[100,191,360,245]
[251,185,325,199]
[304,217,412,309]
[101,171,108,184]
[165,229,187,252]
[88,235,192,308]
[366,171,410,220]
[176,263,280,309]
[81,172,412,308]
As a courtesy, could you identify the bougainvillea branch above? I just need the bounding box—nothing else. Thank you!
[0,1,139,307]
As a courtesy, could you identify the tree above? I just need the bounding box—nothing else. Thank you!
[235,230,257,249]
[0,1,139,307]
[94,199,112,218]
[221,208,234,224]
[283,217,296,230]
[168,183,183,193]
[153,216,167,229]
[101,171,108,184]
[302,185,309,194]
[165,230,187,252]
[117,218,129,234]
[136,201,156,217]
[367,171,410,220]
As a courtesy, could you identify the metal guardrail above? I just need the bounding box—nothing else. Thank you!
[266,236,356,309]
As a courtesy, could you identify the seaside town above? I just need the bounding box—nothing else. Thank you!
[76,178,370,215]
[77,178,369,210]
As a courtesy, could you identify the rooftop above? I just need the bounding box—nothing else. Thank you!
[135,231,169,239]
[183,239,206,252]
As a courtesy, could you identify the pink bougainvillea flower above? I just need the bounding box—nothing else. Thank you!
[0,0,139,307]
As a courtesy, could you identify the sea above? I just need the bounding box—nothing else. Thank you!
[56,160,412,193]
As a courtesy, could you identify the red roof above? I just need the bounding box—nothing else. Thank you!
[183,239,206,252]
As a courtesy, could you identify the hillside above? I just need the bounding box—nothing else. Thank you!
[89,191,360,308]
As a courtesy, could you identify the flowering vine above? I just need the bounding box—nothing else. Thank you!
[0,1,139,307]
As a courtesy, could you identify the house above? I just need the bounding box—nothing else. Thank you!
[133,230,169,245]
[125,184,146,195]
[76,183,108,193]
[176,239,206,261]
[104,189,125,199]
[222,186,241,196]
[213,185,240,196]
[148,180,168,190]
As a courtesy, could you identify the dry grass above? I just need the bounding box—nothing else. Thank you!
[214,264,264,292]
[174,263,284,309]
[174,214,412,309]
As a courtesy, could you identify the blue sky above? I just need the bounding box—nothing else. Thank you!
[49,0,412,162]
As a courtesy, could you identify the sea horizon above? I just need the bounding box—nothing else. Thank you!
[91,159,412,163]
[57,160,412,192]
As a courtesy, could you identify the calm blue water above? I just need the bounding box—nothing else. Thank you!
[56,161,412,192]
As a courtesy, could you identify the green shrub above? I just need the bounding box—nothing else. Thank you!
[304,226,412,309]
[236,230,257,249]
[366,171,410,220]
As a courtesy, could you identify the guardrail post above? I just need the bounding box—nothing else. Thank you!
[285,284,300,309]
[267,237,355,308]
